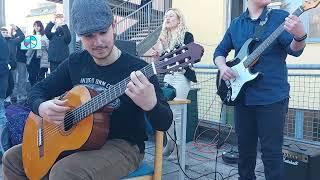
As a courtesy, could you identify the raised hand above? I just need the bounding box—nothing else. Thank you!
[10,24,17,30]
[51,14,57,23]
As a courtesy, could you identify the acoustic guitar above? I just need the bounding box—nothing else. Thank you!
[216,0,320,106]
[22,42,203,180]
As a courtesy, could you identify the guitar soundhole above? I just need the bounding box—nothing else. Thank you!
[64,111,75,131]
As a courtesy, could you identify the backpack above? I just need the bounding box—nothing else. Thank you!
[160,82,176,101]
[5,104,31,146]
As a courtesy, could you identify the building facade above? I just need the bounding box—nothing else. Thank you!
[172,0,320,64]
[0,0,5,27]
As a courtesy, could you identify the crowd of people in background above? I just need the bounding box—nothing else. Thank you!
[0,14,71,104]
[0,14,71,159]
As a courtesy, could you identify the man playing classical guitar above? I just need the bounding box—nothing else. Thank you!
[2,0,173,179]
[214,0,307,179]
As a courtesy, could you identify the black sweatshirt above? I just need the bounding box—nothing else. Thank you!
[5,27,25,68]
[28,50,173,152]
[0,34,9,98]
[45,22,71,63]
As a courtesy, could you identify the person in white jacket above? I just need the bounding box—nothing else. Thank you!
[26,20,49,86]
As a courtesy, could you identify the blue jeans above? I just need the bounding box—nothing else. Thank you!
[0,99,10,153]
[235,98,288,180]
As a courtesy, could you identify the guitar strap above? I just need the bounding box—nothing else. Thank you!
[252,8,272,41]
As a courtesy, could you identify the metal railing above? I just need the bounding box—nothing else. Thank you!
[112,0,137,17]
[115,0,166,43]
[191,64,320,145]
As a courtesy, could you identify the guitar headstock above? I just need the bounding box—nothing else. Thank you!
[302,0,320,11]
[155,42,204,74]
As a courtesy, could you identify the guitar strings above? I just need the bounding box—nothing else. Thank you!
[43,50,188,138]
[42,54,172,137]
[42,49,191,140]
[42,69,150,139]
[41,65,156,140]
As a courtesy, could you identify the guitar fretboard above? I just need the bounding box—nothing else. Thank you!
[243,6,304,67]
[69,63,155,123]
[60,42,204,125]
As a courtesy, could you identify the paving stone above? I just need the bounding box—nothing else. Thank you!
[143,140,266,180]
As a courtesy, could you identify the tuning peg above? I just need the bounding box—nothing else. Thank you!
[184,58,189,62]
[176,62,179,65]
[164,58,168,62]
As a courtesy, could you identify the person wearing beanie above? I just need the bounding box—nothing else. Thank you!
[2,0,173,179]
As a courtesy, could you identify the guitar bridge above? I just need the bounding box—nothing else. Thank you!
[37,128,42,147]
[37,119,44,158]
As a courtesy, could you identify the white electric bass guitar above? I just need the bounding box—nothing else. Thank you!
[216,0,320,106]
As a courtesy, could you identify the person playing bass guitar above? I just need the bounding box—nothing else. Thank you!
[213,0,307,179]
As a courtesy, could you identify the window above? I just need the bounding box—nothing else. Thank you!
[281,0,320,42]
[226,0,320,42]
[225,0,246,29]
[231,0,244,20]
[307,7,320,41]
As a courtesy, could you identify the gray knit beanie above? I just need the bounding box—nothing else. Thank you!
[71,0,114,36]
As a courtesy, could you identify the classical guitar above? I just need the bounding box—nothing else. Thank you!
[22,42,204,180]
[216,0,320,106]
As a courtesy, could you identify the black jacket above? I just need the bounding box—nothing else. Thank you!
[45,22,71,63]
[183,32,197,82]
[160,32,197,82]
[16,49,27,63]
[5,27,25,69]
[16,41,27,63]
[0,34,9,98]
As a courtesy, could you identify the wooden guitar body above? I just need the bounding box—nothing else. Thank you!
[22,85,111,180]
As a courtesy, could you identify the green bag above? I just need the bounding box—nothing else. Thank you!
[160,82,176,101]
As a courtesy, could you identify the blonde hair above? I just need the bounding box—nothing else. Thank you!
[158,8,188,53]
